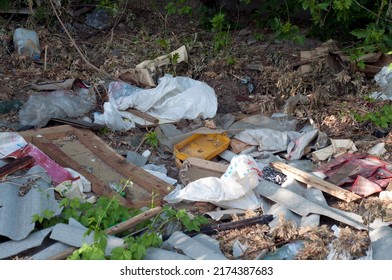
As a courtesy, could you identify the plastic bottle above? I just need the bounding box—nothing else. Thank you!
[13,28,41,60]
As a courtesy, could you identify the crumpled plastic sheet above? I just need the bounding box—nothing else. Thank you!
[95,75,218,131]
[19,85,96,128]
[164,154,262,210]
[371,66,392,100]
[234,128,320,160]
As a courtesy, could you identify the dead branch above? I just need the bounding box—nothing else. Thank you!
[48,0,112,79]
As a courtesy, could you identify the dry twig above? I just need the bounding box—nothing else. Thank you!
[48,0,112,78]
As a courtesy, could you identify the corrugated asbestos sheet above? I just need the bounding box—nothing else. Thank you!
[0,165,61,241]
[50,218,125,256]
[0,227,53,259]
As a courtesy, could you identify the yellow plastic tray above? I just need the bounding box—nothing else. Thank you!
[174,133,230,161]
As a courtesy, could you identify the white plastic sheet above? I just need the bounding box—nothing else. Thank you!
[371,66,392,100]
[164,155,262,210]
[95,75,217,130]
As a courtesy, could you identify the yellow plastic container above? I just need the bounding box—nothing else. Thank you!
[174,133,230,161]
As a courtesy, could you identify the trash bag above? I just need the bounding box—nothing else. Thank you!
[19,86,96,128]
[371,66,392,100]
[96,75,217,130]
[164,154,262,210]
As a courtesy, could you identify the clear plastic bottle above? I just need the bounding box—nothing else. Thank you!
[13,28,41,60]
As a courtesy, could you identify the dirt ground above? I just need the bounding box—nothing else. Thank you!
[1,2,391,260]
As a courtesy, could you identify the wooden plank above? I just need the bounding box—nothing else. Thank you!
[73,128,173,196]
[20,125,76,142]
[0,156,35,179]
[106,206,162,235]
[50,118,106,130]
[50,206,163,260]
[185,157,228,174]
[19,125,171,207]
[127,108,159,124]
[30,136,132,208]
[229,138,252,154]
[270,161,362,202]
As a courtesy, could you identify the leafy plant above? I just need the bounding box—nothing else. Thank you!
[210,12,231,52]
[32,209,55,224]
[33,175,209,260]
[270,17,304,45]
[169,52,180,76]
[165,0,192,16]
[144,130,159,149]
[353,104,392,128]
[158,206,209,232]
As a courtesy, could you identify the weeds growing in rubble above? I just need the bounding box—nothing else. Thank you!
[353,104,392,129]
[144,130,159,149]
[32,178,208,260]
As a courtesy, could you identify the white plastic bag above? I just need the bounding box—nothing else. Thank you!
[164,155,262,210]
[371,66,392,100]
[97,75,217,130]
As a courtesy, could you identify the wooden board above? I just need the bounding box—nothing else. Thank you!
[20,125,173,208]
[270,161,362,203]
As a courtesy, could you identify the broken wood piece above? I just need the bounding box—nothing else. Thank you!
[106,206,162,235]
[20,125,168,208]
[126,108,159,124]
[50,117,106,130]
[30,137,132,207]
[185,157,228,174]
[270,161,361,202]
[229,138,252,154]
[50,206,162,260]
[73,128,172,196]
[0,156,35,179]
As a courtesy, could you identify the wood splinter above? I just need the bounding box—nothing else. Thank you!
[0,156,35,180]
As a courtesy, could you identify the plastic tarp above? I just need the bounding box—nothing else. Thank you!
[234,128,320,160]
[95,75,218,131]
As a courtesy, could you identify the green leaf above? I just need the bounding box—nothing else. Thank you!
[351,29,367,39]
[317,3,330,10]
[32,214,41,223]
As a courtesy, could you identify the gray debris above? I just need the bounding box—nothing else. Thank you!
[0,227,52,259]
[163,231,227,260]
[143,247,192,260]
[192,233,222,253]
[0,166,61,241]
[218,149,236,162]
[369,226,392,260]
[50,221,124,256]
[126,151,148,167]
[255,180,367,230]
[29,242,71,260]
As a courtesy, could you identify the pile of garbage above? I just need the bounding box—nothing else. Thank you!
[0,27,391,261]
